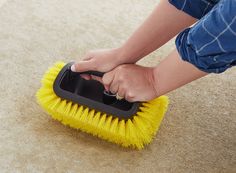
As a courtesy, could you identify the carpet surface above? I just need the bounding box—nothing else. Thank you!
[0,0,235,172]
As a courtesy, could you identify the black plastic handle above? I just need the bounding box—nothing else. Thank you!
[67,65,115,97]
[54,62,140,118]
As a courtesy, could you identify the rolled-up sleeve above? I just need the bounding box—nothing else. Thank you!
[168,0,219,19]
[175,0,236,73]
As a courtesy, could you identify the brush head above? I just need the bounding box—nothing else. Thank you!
[53,62,140,119]
[36,62,169,149]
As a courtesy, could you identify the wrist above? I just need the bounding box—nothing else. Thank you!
[149,67,160,98]
[116,45,140,64]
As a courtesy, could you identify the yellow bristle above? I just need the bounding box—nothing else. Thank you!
[96,114,107,138]
[126,119,137,145]
[87,110,95,124]
[66,104,78,125]
[36,61,169,149]
[117,120,126,144]
[79,108,89,124]
[102,116,113,139]
[104,116,112,131]
[74,106,84,123]
[110,118,118,134]
[91,112,101,127]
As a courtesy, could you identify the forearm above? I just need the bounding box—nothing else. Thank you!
[152,50,207,97]
[118,0,197,63]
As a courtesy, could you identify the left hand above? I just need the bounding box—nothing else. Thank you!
[101,64,159,102]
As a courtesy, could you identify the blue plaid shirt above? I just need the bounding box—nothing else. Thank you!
[169,0,236,73]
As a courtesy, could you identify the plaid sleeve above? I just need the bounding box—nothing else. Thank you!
[175,0,236,73]
[168,0,219,19]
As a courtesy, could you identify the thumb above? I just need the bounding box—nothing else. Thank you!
[71,60,94,72]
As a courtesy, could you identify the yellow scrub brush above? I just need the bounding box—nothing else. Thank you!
[36,61,169,149]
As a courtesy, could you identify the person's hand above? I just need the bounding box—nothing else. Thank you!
[102,64,159,102]
[71,48,125,80]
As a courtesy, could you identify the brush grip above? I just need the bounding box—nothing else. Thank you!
[79,72,115,97]
[79,71,116,98]
[68,65,118,98]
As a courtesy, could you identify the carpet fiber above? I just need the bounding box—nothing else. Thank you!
[0,0,235,172]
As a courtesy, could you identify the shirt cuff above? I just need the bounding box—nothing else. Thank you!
[175,28,235,73]
[168,0,215,19]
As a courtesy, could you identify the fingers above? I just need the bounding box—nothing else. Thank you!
[71,50,96,72]
[71,59,95,72]
[109,79,119,94]
[115,85,135,102]
[80,74,91,80]
[102,70,116,92]
[90,75,103,83]
[116,86,125,100]
[102,70,135,102]
[124,91,135,102]
[117,81,135,102]
[102,66,136,102]
[71,53,96,80]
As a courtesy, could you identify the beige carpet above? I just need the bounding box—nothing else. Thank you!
[0,0,235,172]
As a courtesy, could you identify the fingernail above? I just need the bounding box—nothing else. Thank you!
[71,65,76,72]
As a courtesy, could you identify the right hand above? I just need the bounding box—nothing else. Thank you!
[71,48,124,81]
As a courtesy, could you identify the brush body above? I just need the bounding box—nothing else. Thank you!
[36,62,169,149]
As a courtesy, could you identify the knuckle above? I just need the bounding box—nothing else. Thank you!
[126,95,134,102]
[126,91,134,99]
